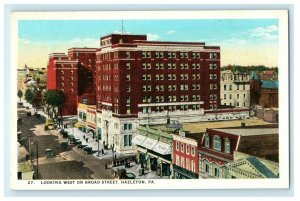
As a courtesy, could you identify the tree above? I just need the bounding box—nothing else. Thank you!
[44,90,66,128]
[24,88,42,112]
[17,90,23,102]
[24,89,34,104]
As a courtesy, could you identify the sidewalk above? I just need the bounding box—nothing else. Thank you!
[64,127,134,160]
[112,162,170,179]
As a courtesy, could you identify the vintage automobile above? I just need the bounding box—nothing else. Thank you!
[78,144,88,149]
[44,149,54,158]
[83,146,93,154]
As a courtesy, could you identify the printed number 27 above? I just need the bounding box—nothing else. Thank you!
[27,181,34,184]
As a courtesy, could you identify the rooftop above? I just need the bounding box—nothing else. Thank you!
[213,128,278,136]
[261,80,279,89]
[153,118,273,134]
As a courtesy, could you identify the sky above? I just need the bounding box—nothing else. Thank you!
[18,19,279,68]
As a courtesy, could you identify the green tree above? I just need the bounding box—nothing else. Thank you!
[44,90,66,128]
[24,89,34,104]
[17,90,23,102]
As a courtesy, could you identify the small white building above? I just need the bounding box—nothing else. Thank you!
[220,70,250,108]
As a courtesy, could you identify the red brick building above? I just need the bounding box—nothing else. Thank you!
[198,126,278,178]
[47,48,97,116]
[172,131,203,179]
[95,34,221,153]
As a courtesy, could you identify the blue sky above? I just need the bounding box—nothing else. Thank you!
[18,19,279,68]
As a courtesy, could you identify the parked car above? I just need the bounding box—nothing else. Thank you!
[83,146,93,154]
[78,144,88,149]
[44,149,54,158]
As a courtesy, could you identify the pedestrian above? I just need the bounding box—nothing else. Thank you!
[101,149,104,155]
[86,138,88,143]
[83,135,86,140]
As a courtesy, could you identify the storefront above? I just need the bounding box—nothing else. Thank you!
[173,164,198,179]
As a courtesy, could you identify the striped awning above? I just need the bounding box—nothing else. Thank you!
[132,134,147,145]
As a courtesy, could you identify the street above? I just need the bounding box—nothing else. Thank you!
[18,105,114,179]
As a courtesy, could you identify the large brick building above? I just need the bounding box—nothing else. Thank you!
[95,34,221,153]
[47,48,97,116]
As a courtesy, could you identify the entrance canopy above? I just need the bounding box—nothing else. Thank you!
[153,141,172,155]
[140,137,158,150]
[132,134,147,145]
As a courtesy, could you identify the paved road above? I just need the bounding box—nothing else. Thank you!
[18,105,114,179]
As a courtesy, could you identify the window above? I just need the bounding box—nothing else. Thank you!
[176,141,179,151]
[126,52,130,58]
[213,135,221,151]
[181,157,185,168]
[229,85,232,90]
[205,163,210,173]
[225,138,231,154]
[224,94,227,100]
[126,63,131,69]
[214,167,220,177]
[209,53,218,59]
[224,85,227,90]
[124,135,132,147]
[186,159,190,171]
[181,143,184,153]
[176,155,180,166]
[126,85,131,92]
[205,134,210,148]
[186,144,190,155]
[191,146,195,156]
[124,124,132,130]
[126,74,131,81]
[191,160,195,172]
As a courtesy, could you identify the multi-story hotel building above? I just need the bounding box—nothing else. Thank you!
[47,48,97,116]
[95,34,221,153]
[220,70,250,108]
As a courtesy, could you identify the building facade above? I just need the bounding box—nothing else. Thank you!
[132,125,173,178]
[95,33,221,153]
[47,48,97,116]
[225,151,279,179]
[172,131,202,179]
[220,70,250,108]
[198,126,278,178]
[249,72,278,108]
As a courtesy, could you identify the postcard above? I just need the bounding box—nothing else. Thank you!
[10,10,289,190]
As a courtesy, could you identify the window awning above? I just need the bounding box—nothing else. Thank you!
[74,122,83,128]
[140,137,158,150]
[132,134,147,145]
[152,141,172,155]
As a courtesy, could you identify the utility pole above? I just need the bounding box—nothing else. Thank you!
[36,143,39,179]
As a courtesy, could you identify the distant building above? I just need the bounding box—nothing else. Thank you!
[47,48,97,116]
[198,126,278,178]
[259,70,278,81]
[256,106,279,123]
[220,70,250,108]
[225,151,279,179]
[249,71,278,108]
[259,80,279,108]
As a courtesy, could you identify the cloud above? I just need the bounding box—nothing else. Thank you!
[147,33,160,41]
[166,30,176,35]
[248,25,278,40]
[218,38,248,45]
[112,30,131,34]
[19,38,31,44]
